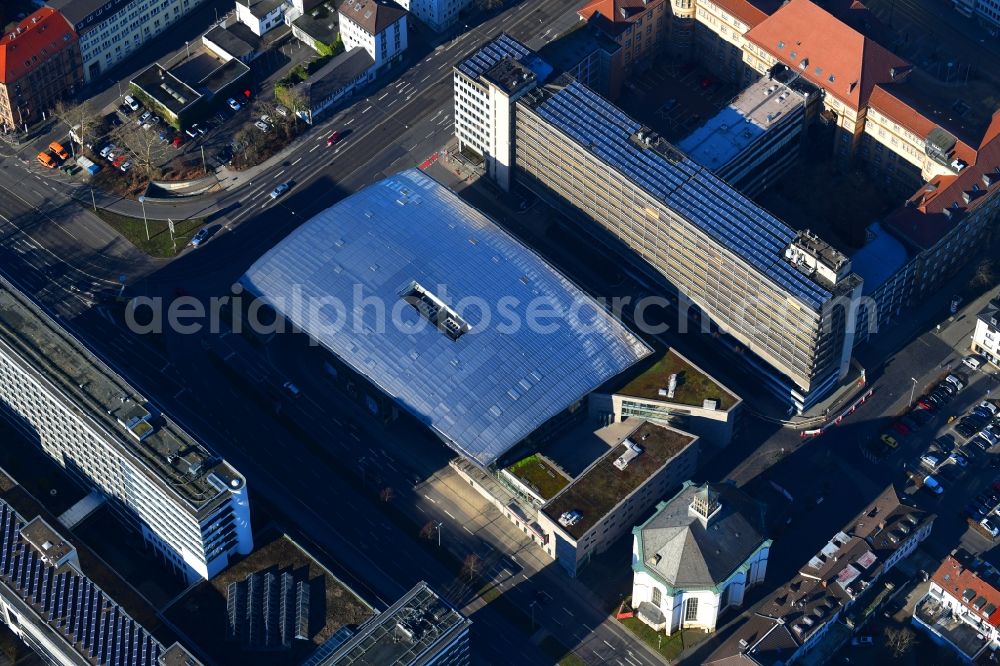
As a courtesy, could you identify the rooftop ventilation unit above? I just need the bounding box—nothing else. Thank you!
[614,439,643,470]
[558,510,582,527]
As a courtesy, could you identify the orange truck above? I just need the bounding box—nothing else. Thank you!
[37,151,57,168]
[49,141,70,160]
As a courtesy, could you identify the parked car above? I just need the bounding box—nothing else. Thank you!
[892,421,910,436]
[881,434,898,448]
[118,103,134,115]
[254,120,271,132]
[920,454,941,469]
[99,144,114,158]
[120,161,131,173]
[190,228,210,247]
[950,453,968,467]
[275,105,289,117]
[282,381,302,399]
[137,111,152,125]
[982,517,1000,538]
[269,182,290,199]
[171,136,183,149]
[964,355,985,370]
[112,154,127,169]
[934,435,956,453]
[227,97,242,111]
[979,401,999,416]
[124,95,141,111]
[946,374,966,391]
[851,635,874,646]
[923,475,944,495]
[901,414,922,431]
[911,409,934,425]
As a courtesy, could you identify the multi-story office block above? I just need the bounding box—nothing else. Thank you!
[453,35,551,191]
[952,0,1000,32]
[0,282,253,583]
[338,0,407,71]
[0,8,83,130]
[47,0,209,83]
[678,66,817,195]
[0,484,202,665]
[515,77,862,410]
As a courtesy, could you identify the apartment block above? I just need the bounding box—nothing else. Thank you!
[515,77,863,410]
[235,0,286,36]
[577,0,672,73]
[0,281,253,584]
[706,486,934,664]
[338,0,407,71]
[453,34,552,191]
[972,297,1000,368]
[952,0,1000,32]
[47,0,209,83]
[0,8,83,130]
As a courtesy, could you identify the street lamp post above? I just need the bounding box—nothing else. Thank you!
[137,196,150,240]
[435,521,442,547]
[908,377,918,407]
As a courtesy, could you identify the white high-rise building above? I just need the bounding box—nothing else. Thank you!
[0,282,253,583]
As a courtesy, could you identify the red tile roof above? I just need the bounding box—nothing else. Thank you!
[932,554,1000,628]
[869,84,977,163]
[0,8,77,84]
[745,0,909,111]
[885,109,1000,249]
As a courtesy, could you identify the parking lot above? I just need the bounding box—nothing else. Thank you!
[619,60,740,143]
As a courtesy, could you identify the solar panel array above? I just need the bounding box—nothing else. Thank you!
[456,33,532,80]
[227,571,307,651]
[533,81,833,310]
[0,500,164,666]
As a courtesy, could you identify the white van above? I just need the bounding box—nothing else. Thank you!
[964,355,984,370]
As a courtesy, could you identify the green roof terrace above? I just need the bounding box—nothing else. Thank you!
[505,454,570,501]
[618,350,737,411]
[542,421,697,540]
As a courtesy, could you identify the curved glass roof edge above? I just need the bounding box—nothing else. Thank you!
[241,170,651,468]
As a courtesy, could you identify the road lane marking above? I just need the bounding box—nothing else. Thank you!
[563,607,574,616]
[309,144,319,152]
[346,117,355,124]
[423,494,437,503]
[378,92,389,100]
[604,640,616,650]
[361,106,372,114]
[420,74,431,83]
[444,510,455,519]
[463,525,473,534]
[291,157,302,165]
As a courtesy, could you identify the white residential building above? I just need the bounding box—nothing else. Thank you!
[395,0,467,32]
[0,282,253,584]
[338,0,408,71]
[453,34,550,191]
[631,482,770,635]
[235,0,286,36]
[972,297,1000,368]
[48,0,211,83]
[915,550,1000,662]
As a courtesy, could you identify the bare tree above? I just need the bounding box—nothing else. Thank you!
[460,554,481,582]
[111,121,163,180]
[379,486,395,503]
[883,626,916,658]
[275,84,307,116]
[53,100,101,156]
[971,257,998,291]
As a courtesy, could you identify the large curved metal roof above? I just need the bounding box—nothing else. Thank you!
[241,170,651,466]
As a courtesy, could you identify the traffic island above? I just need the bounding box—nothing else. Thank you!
[88,205,205,257]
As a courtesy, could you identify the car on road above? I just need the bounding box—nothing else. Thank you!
[124,95,140,111]
[190,228,210,248]
[270,182,290,199]
[282,382,302,399]
[327,131,342,146]
[227,97,242,111]
[964,355,985,370]
[881,434,898,448]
